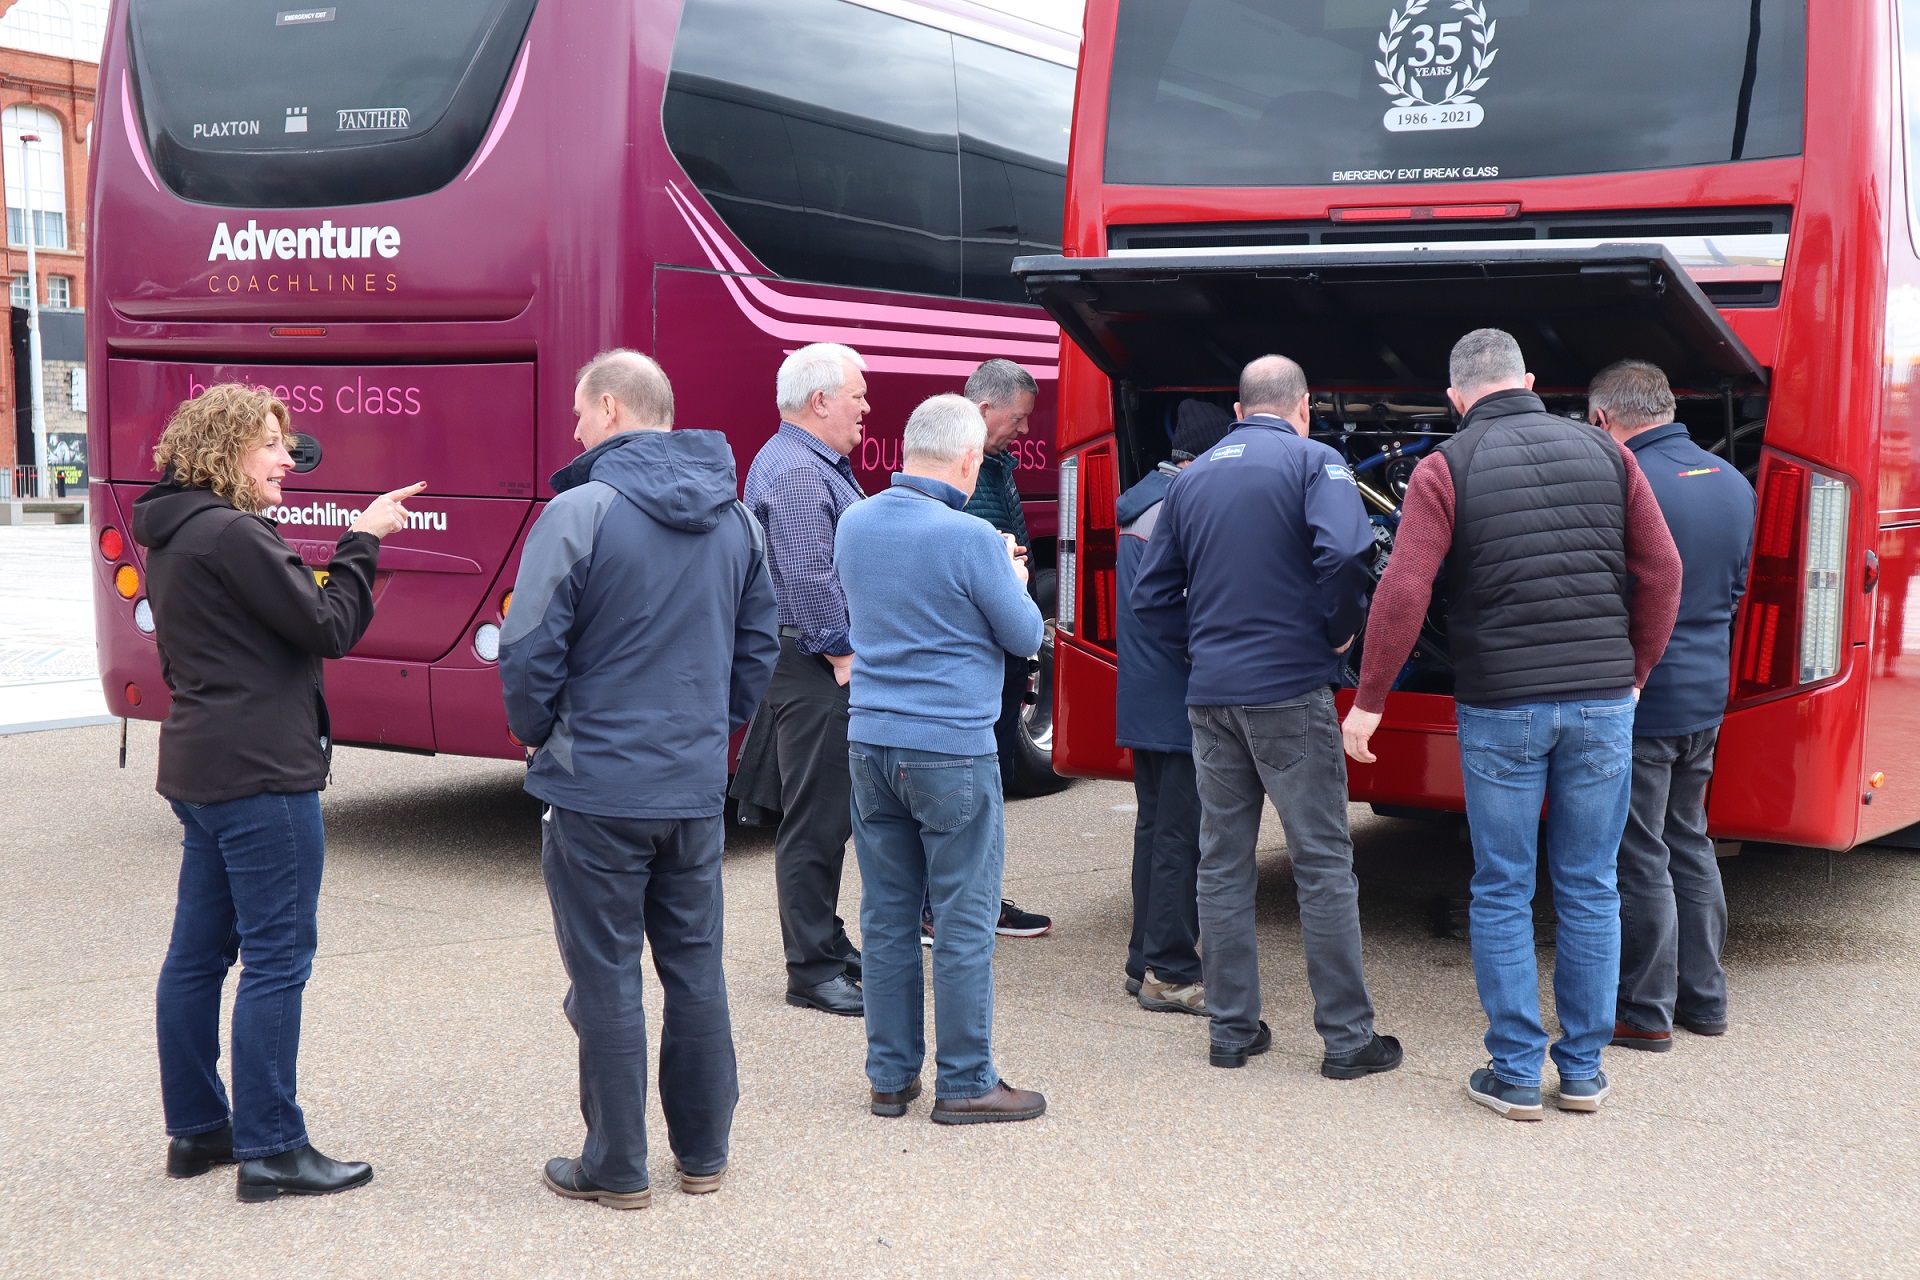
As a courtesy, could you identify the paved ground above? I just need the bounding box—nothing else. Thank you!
[4,723,1918,1278]
[0,524,112,734]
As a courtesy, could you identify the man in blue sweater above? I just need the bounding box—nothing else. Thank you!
[1133,355,1401,1079]
[835,393,1048,1124]
[1589,361,1756,1052]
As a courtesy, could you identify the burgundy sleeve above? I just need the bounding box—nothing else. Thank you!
[1354,455,1454,714]
[1620,443,1683,688]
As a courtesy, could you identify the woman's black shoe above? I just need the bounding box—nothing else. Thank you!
[235,1144,373,1202]
[166,1126,235,1179]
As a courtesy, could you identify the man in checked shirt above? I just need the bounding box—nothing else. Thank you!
[744,343,871,1017]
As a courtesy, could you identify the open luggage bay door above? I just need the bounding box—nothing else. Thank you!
[1013,242,1766,395]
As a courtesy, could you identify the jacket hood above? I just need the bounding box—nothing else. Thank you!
[132,480,235,550]
[1115,466,1174,525]
[552,429,739,532]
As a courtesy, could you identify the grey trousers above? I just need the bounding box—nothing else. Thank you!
[542,807,737,1192]
[1189,689,1376,1056]
[1617,727,1728,1032]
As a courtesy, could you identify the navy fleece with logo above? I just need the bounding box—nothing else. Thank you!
[1622,422,1756,737]
[1131,415,1376,706]
[500,429,779,818]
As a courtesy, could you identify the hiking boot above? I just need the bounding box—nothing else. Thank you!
[1321,1032,1404,1080]
[1123,974,1142,997]
[1137,971,1207,1016]
[1556,1072,1611,1113]
[996,899,1051,937]
[1467,1066,1544,1121]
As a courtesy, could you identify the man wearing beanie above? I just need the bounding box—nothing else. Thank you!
[1115,401,1234,1014]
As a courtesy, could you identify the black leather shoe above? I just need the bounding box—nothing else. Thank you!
[235,1144,372,1202]
[871,1075,923,1118]
[166,1125,235,1179]
[1210,1020,1272,1068]
[786,974,864,1017]
[1322,1032,1405,1080]
[841,947,862,982]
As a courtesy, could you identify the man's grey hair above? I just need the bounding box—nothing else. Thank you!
[1588,359,1677,429]
[576,349,673,429]
[1239,354,1309,417]
[776,342,866,416]
[1449,328,1527,393]
[901,393,987,465]
[964,358,1038,406]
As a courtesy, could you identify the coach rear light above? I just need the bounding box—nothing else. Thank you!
[474,622,501,663]
[114,565,140,599]
[133,599,154,634]
[99,527,124,561]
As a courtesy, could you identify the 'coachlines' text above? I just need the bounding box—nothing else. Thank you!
[209,219,401,262]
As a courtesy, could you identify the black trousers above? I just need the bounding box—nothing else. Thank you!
[768,638,857,988]
[991,653,1029,790]
[1126,748,1204,987]
[541,806,736,1192]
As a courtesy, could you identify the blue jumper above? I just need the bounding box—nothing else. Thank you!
[835,473,1045,756]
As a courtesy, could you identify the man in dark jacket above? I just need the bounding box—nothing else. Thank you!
[957,357,1050,939]
[501,350,778,1209]
[1589,360,1755,1052]
[1344,330,1682,1121]
[1132,355,1401,1079]
[1115,401,1232,1015]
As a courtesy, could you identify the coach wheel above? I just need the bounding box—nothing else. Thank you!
[1007,568,1070,797]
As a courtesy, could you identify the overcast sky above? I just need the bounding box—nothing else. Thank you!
[973,0,1084,36]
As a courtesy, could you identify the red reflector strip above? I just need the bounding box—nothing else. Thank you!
[1330,203,1520,222]
[1330,207,1417,222]
[270,326,327,337]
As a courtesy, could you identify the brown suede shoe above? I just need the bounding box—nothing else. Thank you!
[930,1082,1047,1125]
[871,1076,924,1118]
[1610,1021,1673,1053]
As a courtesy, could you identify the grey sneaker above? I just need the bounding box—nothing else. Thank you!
[1137,971,1207,1016]
[1467,1066,1543,1121]
[1556,1072,1610,1113]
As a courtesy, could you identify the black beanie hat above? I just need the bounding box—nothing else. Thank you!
[1170,400,1235,460]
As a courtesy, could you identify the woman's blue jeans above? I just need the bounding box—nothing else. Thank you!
[157,791,324,1159]
[1456,697,1634,1088]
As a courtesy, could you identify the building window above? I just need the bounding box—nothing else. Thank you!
[9,275,27,308]
[3,106,67,249]
[46,274,68,307]
[0,0,109,63]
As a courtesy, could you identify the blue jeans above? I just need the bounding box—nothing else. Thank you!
[849,744,1004,1100]
[1456,697,1635,1086]
[541,808,736,1192]
[157,791,324,1159]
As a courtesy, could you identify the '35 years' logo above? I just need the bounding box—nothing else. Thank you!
[1375,0,1497,133]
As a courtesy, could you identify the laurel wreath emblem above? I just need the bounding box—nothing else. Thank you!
[1374,0,1497,108]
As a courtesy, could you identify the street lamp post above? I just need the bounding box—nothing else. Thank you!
[18,129,47,499]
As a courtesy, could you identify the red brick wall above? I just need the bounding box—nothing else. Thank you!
[0,42,92,469]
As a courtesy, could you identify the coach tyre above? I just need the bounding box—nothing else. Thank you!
[1008,568,1069,797]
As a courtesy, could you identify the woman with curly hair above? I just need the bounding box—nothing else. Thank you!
[132,382,422,1202]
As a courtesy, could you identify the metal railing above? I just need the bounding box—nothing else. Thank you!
[1,466,40,498]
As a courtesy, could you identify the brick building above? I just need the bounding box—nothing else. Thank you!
[0,0,100,478]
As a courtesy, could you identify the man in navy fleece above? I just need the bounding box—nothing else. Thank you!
[834,393,1048,1125]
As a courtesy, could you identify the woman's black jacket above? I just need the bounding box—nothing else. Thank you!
[132,481,380,804]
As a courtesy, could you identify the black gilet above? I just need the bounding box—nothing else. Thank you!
[1441,388,1635,707]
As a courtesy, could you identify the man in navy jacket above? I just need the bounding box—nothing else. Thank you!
[501,350,778,1208]
[1589,360,1755,1052]
[1132,355,1400,1078]
[1115,401,1232,1015]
